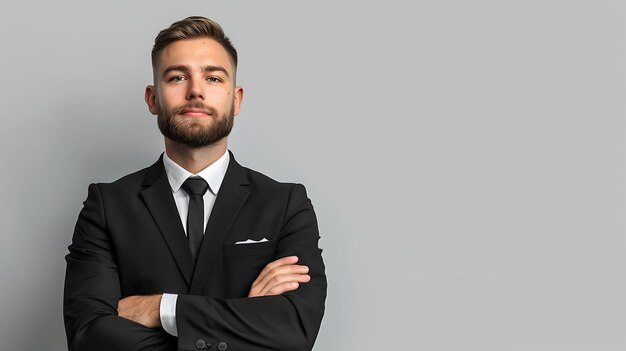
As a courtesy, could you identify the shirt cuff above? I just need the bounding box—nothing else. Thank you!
[160,293,178,337]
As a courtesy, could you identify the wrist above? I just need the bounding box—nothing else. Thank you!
[152,294,163,327]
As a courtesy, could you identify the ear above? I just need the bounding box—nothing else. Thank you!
[233,85,244,116]
[144,85,159,115]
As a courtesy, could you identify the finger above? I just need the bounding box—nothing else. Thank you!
[253,265,309,293]
[259,274,310,296]
[265,282,300,296]
[252,256,298,285]
[248,274,311,297]
[257,273,311,296]
[252,256,299,286]
[251,264,309,293]
[249,271,310,297]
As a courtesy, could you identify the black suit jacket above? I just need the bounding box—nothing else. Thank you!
[63,151,327,351]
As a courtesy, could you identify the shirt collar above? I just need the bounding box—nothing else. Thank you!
[162,150,230,195]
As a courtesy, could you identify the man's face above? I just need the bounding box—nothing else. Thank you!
[145,38,243,148]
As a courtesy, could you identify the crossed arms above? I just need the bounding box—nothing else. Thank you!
[117,256,311,329]
[63,182,326,351]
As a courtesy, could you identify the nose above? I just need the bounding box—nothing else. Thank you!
[186,78,204,100]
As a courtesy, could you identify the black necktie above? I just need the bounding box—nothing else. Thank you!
[181,177,210,262]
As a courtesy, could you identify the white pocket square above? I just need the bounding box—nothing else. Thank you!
[234,238,269,245]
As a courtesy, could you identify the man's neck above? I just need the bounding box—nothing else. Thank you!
[164,137,228,174]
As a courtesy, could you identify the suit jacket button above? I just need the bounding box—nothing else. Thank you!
[217,341,228,350]
[195,339,207,349]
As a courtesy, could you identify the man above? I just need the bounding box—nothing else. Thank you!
[63,16,326,351]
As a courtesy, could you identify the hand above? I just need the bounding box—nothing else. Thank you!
[117,294,162,329]
[248,256,311,297]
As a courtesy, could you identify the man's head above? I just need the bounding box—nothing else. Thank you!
[145,16,243,148]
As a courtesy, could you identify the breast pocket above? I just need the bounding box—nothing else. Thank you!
[221,239,277,296]
[223,239,276,256]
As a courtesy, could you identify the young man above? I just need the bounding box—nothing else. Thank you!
[63,16,326,351]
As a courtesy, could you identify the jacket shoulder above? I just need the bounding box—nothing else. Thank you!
[242,165,303,190]
[90,162,154,194]
[240,165,311,208]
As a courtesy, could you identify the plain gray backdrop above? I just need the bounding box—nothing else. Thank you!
[1,0,626,350]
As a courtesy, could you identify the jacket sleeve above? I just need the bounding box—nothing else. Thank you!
[175,184,327,351]
[63,183,176,351]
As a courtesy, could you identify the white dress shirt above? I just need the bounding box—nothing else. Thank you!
[159,150,230,337]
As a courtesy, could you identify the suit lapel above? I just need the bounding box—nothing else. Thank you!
[140,155,194,286]
[189,150,250,294]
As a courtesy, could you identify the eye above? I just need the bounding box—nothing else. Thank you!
[207,76,222,83]
[168,75,186,82]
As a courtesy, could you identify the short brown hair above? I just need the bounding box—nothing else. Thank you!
[151,16,238,72]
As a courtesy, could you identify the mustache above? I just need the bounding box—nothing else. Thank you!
[173,102,217,115]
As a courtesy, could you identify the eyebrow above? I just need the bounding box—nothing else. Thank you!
[162,65,230,78]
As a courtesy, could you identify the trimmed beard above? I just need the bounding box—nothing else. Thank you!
[157,101,234,148]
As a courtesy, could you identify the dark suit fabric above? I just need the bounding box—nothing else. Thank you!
[63,151,327,351]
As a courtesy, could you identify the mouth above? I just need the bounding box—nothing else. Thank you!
[180,108,211,117]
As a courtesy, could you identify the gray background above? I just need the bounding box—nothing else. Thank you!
[1,0,625,350]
